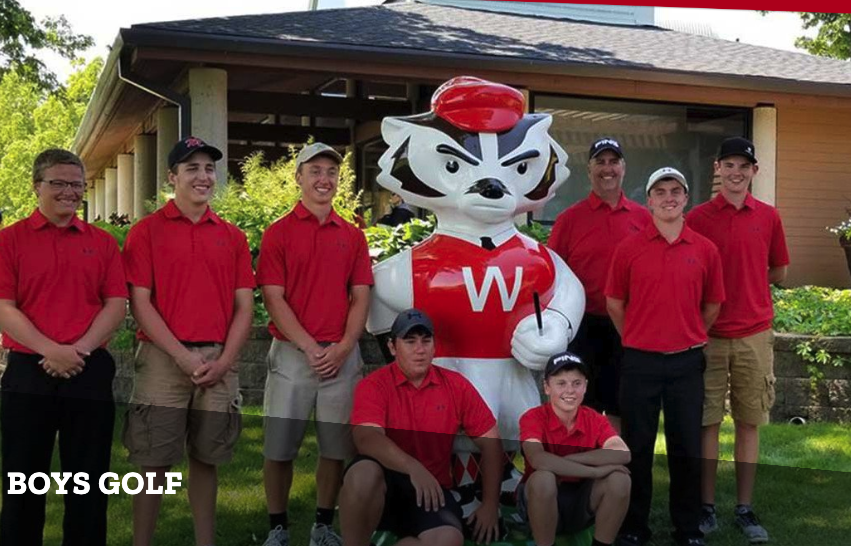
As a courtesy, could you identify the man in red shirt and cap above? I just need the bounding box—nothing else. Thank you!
[122,136,256,546]
[340,308,502,546]
[549,137,651,432]
[257,142,373,546]
[687,137,789,543]
[519,350,631,546]
[0,148,128,545]
[607,167,725,546]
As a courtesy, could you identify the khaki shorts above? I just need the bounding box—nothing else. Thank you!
[703,329,776,427]
[123,342,242,467]
[263,339,361,462]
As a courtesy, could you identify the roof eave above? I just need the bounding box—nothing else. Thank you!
[121,25,851,100]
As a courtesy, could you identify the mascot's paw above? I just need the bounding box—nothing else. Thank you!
[511,310,570,370]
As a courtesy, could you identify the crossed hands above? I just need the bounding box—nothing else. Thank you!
[175,350,231,388]
[40,344,89,379]
[304,341,350,380]
[409,463,500,544]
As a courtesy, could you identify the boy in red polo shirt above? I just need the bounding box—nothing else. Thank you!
[257,143,373,546]
[0,149,128,545]
[122,137,256,546]
[606,168,725,546]
[687,137,789,543]
[549,138,651,432]
[339,309,502,546]
[519,351,631,546]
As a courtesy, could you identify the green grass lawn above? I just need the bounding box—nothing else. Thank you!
[1,408,849,545]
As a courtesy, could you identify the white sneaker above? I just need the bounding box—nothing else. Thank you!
[262,525,289,546]
[309,523,342,546]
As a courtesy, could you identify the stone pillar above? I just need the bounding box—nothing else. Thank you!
[134,134,157,218]
[117,154,134,218]
[105,168,118,219]
[86,183,97,222]
[95,178,106,221]
[157,107,179,201]
[752,105,777,206]
[188,68,228,186]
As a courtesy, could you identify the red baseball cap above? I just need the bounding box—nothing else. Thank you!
[431,76,525,133]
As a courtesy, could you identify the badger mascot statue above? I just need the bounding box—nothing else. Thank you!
[367,76,585,518]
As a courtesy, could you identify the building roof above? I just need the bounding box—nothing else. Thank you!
[131,1,851,88]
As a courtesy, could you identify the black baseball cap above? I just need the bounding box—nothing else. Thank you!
[390,309,434,339]
[544,350,589,380]
[589,137,624,160]
[168,136,223,169]
[717,137,757,164]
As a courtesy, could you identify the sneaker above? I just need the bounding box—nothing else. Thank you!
[309,523,343,546]
[262,525,289,546]
[700,504,719,535]
[679,539,706,546]
[735,508,769,544]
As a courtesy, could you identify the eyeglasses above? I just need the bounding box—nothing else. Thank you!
[42,180,86,191]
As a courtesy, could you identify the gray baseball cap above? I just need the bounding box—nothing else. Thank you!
[646,167,689,195]
[296,142,343,170]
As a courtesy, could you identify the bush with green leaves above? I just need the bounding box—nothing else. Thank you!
[364,219,551,263]
[773,286,851,388]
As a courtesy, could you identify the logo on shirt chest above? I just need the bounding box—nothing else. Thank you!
[462,266,523,312]
[81,247,97,256]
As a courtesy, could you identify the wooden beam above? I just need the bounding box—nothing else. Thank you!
[228,122,350,145]
[137,47,851,110]
[228,91,410,120]
[228,144,292,163]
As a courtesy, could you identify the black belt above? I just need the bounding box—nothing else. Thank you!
[180,341,219,348]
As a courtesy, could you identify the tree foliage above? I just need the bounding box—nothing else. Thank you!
[761,11,851,60]
[0,0,94,90]
[0,58,103,223]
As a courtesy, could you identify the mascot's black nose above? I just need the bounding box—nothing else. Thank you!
[466,178,510,200]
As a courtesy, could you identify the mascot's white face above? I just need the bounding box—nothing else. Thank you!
[377,102,570,229]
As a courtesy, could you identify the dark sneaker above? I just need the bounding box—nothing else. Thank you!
[735,508,769,543]
[700,504,719,535]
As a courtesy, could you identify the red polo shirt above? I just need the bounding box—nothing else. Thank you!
[520,404,617,483]
[548,192,651,316]
[687,193,789,338]
[605,223,726,353]
[350,362,496,489]
[255,202,373,343]
[122,200,256,343]
[0,210,128,353]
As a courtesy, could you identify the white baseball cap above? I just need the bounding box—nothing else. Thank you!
[646,167,689,195]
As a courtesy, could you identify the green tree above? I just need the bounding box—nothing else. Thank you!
[0,0,94,90]
[0,58,103,223]
[761,12,851,60]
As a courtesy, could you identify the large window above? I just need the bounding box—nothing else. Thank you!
[532,95,750,222]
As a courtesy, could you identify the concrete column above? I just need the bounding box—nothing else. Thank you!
[105,168,118,219]
[752,105,777,206]
[117,154,134,218]
[86,184,96,222]
[95,178,106,221]
[157,107,179,201]
[134,134,157,218]
[188,68,228,186]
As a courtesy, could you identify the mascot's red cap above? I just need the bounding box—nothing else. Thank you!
[431,76,525,133]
